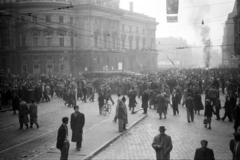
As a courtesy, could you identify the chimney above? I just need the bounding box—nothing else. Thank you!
[129,1,133,12]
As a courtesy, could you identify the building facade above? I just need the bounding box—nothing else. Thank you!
[0,0,158,76]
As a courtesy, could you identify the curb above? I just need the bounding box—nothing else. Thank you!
[83,114,148,160]
[0,108,12,112]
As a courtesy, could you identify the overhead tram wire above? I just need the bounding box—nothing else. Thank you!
[8,0,234,16]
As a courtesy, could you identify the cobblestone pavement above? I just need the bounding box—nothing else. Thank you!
[93,103,234,160]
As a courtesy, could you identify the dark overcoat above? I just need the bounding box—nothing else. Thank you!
[152,133,173,160]
[204,103,214,118]
[29,103,38,123]
[194,147,215,160]
[19,101,29,123]
[56,124,68,150]
[194,94,204,111]
[230,138,240,160]
[71,111,85,142]
[141,91,149,109]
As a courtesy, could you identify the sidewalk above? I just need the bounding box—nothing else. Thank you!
[31,108,146,160]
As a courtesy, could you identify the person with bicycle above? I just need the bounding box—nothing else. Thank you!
[103,85,114,106]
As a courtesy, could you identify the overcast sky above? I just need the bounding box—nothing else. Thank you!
[120,0,236,46]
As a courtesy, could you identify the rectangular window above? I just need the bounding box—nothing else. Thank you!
[129,37,132,49]
[136,27,138,34]
[33,37,38,47]
[71,36,74,47]
[238,20,240,33]
[70,16,73,25]
[129,26,132,33]
[122,39,125,49]
[104,35,107,48]
[22,35,26,47]
[59,16,64,24]
[46,15,51,23]
[136,38,139,50]
[46,37,52,46]
[32,16,37,23]
[59,37,64,46]
[142,38,145,49]
[122,24,125,32]
[22,64,27,73]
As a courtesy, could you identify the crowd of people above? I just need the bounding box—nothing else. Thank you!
[1,68,240,160]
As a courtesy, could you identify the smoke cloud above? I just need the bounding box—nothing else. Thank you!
[201,26,211,68]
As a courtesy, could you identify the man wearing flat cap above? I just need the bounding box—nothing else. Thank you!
[152,126,173,160]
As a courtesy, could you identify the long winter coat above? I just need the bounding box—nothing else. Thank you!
[56,124,68,150]
[29,103,38,123]
[70,111,85,142]
[194,94,204,111]
[152,133,173,160]
[141,91,149,109]
[19,101,29,123]
[115,100,128,124]
[204,103,214,118]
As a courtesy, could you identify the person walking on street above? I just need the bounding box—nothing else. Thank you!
[18,100,29,129]
[114,96,128,132]
[194,140,215,160]
[183,94,195,123]
[156,93,168,119]
[56,117,70,160]
[230,126,240,160]
[98,91,104,115]
[222,95,233,122]
[70,105,85,151]
[12,93,20,115]
[142,90,149,114]
[29,100,39,128]
[152,126,173,160]
[171,90,179,116]
[204,99,214,130]
[213,98,221,120]
[233,100,240,132]
[128,87,137,114]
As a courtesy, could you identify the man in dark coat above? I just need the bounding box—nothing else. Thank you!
[56,117,70,160]
[29,100,39,128]
[183,95,195,123]
[128,88,137,114]
[152,126,173,160]
[141,90,149,114]
[204,99,214,129]
[171,90,179,116]
[233,103,240,132]
[12,93,20,115]
[194,140,215,160]
[230,126,240,160]
[70,105,85,151]
[213,98,221,120]
[222,95,233,122]
[18,100,29,129]
[156,93,168,119]
[98,91,104,115]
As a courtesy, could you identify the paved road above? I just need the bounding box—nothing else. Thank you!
[93,100,233,160]
[0,95,145,160]
[0,97,110,160]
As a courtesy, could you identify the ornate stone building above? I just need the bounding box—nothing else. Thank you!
[0,0,158,76]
